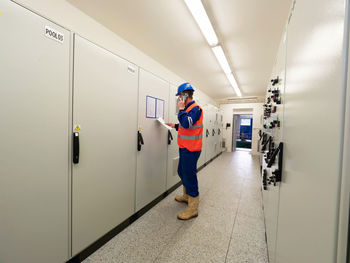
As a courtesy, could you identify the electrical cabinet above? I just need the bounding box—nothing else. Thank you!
[261,33,287,263]
[261,0,349,262]
[213,109,218,156]
[0,1,70,262]
[197,104,208,167]
[211,107,216,160]
[136,69,169,211]
[219,111,224,152]
[214,109,222,156]
[275,0,347,261]
[205,107,214,162]
[212,107,219,158]
[71,35,139,255]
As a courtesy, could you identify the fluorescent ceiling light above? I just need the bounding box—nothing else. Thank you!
[226,73,242,97]
[212,45,231,74]
[184,0,218,46]
[184,0,242,97]
[212,45,242,96]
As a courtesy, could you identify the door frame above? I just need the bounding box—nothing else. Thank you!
[232,109,253,152]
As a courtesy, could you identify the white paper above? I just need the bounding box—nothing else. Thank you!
[146,96,156,118]
[157,117,173,130]
[156,99,164,119]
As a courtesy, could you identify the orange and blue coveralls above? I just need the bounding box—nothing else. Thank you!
[175,101,203,197]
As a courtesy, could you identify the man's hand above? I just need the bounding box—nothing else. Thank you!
[165,123,175,128]
[177,98,185,111]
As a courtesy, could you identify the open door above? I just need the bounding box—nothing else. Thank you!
[232,115,240,151]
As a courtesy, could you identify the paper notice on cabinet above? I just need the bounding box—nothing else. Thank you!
[146,96,156,118]
[156,99,164,119]
[157,117,172,130]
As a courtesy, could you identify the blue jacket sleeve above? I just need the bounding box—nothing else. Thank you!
[177,107,202,128]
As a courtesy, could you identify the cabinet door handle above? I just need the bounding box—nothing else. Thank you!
[138,131,144,151]
[73,132,80,164]
[168,130,173,145]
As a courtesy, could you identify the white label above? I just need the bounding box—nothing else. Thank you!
[45,26,64,44]
[127,65,136,74]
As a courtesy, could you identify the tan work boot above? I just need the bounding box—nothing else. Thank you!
[175,186,188,203]
[177,195,199,220]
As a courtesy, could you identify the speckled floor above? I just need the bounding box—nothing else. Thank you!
[83,151,268,263]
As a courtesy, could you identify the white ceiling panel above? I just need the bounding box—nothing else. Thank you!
[68,0,292,100]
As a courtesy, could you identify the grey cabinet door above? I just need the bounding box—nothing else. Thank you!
[198,104,207,167]
[275,0,346,262]
[167,84,181,190]
[72,35,138,255]
[0,1,70,262]
[207,107,216,160]
[136,69,169,211]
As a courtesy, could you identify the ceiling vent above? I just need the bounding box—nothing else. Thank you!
[219,96,264,104]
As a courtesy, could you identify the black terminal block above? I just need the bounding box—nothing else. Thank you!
[274,120,280,127]
[272,89,280,95]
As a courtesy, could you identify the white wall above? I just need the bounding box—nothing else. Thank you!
[220,103,263,155]
[15,0,217,107]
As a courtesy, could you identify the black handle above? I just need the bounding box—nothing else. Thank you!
[262,136,272,152]
[264,142,283,185]
[138,131,144,151]
[168,130,173,145]
[212,129,215,136]
[262,169,268,190]
[73,132,80,164]
[218,129,221,135]
[206,129,209,138]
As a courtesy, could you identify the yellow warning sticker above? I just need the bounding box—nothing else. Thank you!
[0,11,2,15]
[74,124,81,132]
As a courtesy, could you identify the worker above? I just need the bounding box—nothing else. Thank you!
[166,82,203,220]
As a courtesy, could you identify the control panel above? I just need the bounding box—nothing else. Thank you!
[260,76,284,190]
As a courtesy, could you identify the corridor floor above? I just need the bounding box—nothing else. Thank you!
[84,151,268,263]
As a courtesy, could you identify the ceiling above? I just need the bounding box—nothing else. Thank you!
[68,0,292,100]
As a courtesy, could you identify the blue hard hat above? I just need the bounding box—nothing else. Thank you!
[176,82,195,96]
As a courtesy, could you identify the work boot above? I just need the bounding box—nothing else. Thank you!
[177,195,199,220]
[175,186,188,203]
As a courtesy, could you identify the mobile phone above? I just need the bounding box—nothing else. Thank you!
[180,93,188,102]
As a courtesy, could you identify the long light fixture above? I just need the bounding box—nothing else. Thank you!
[184,0,242,97]
[212,45,231,74]
[226,73,242,97]
[184,0,218,46]
[212,45,242,97]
